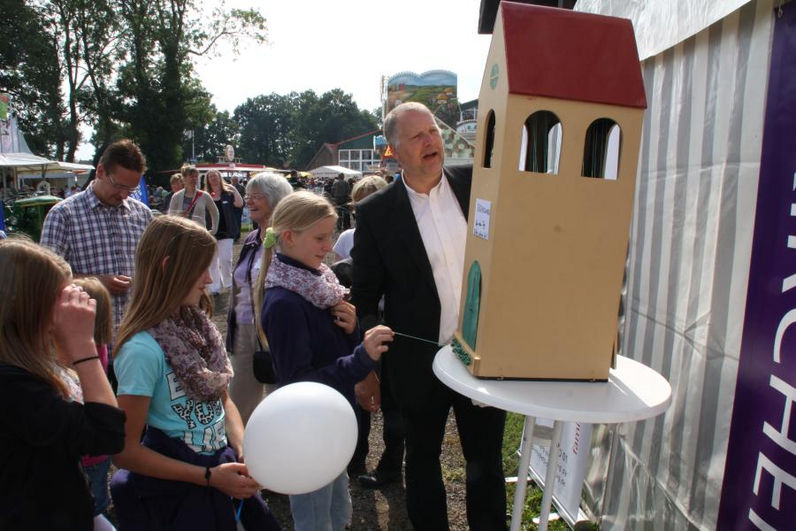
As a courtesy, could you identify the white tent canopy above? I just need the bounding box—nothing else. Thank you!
[0,153,94,175]
[1,152,94,195]
[308,165,362,179]
[576,0,753,60]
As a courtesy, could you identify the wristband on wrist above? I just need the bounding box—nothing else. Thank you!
[72,355,100,366]
[205,466,212,487]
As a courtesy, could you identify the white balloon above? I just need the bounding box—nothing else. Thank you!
[243,381,358,495]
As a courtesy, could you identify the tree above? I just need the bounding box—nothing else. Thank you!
[116,0,267,175]
[184,108,240,163]
[290,89,378,168]
[232,89,378,170]
[234,93,298,167]
[0,1,66,157]
[42,0,124,161]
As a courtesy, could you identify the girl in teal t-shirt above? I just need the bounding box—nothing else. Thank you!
[110,215,278,530]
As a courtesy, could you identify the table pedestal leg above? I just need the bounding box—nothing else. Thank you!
[537,420,564,531]
[509,415,536,531]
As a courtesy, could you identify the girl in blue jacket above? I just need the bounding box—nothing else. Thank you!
[256,191,393,531]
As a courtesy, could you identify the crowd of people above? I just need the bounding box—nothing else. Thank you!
[0,102,508,531]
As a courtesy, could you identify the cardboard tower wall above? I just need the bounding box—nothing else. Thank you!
[455,4,645,380]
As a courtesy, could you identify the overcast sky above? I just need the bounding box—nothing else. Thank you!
[194,0,493,113]
[77,0,493,159]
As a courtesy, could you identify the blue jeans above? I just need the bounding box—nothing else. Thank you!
[289,471,352,531]
[83,457,112,516]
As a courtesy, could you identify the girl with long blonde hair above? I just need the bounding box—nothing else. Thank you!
[256,191,394,531]
[110,216,278,530]
[0,239,124,530]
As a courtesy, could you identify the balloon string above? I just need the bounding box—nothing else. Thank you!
[235,498,243,521]
[392,331,440,346]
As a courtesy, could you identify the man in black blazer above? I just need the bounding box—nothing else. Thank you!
[351,102,507,531]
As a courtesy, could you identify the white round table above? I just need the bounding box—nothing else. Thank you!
[433,345,672,531]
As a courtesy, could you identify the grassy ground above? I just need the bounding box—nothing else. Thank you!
[502,413,599,530]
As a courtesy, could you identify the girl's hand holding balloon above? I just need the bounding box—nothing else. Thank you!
[208,462,260,499]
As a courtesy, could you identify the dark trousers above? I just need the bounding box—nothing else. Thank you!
[402,378,507,531]
[354,363,405,473]
[336,203,351,230]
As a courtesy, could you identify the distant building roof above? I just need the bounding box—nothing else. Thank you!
[305,143,338,172]
[499,3,647,109]
[337,130,381,150]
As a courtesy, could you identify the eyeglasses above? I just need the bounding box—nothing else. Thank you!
[107,173,140,193]
[244,194,267,202]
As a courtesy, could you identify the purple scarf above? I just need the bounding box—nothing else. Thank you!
[148,305,232,402]
[265,255,347,309]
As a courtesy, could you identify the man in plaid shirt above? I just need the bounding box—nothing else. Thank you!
[41,139,153,340]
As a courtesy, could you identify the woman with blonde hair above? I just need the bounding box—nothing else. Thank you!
[0,239,125,530]
[110,216,278,530]
[204,169,243,294]
[168,164,219,235]
[256,191,394,531]
[226,172,293,424]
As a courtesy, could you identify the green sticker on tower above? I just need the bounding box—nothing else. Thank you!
[489,64,499,89]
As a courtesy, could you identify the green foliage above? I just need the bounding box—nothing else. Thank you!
[233,89,378,169]
[8,0,375,175]
[185,109,240,163]
[0,1,66,157]
[4,0,265,172]
[118,0,267,174]
[234,92,299,167]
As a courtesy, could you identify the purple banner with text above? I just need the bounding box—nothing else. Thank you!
[717,5,796,529]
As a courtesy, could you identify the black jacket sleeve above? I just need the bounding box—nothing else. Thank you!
[0,365,126,457]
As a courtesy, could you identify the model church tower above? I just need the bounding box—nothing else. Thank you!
[454,2,647,380]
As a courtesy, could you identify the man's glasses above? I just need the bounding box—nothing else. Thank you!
[107,173,140,193]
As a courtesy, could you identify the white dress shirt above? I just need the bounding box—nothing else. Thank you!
[405,172,468,344]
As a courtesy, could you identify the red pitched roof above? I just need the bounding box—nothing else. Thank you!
[501,2,647,109]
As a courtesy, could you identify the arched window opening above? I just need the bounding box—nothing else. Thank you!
[582,118,621,180]
[519,111,562,174]
[483,110,496,169]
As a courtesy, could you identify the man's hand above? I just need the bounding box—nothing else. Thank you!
[96,274,132,295]
[355,371,381,412]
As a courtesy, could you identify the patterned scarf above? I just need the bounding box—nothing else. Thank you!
[148,305,233,402]
[266,255,348,309]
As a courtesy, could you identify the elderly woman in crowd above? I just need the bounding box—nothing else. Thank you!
[168,164,219,236]
[204,170,244,295]
[226,172,293,424]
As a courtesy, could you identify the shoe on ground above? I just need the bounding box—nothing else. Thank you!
[347,457,366,476]
[357,469,400,489]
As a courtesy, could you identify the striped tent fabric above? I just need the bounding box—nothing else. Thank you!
[583,1,775,528]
